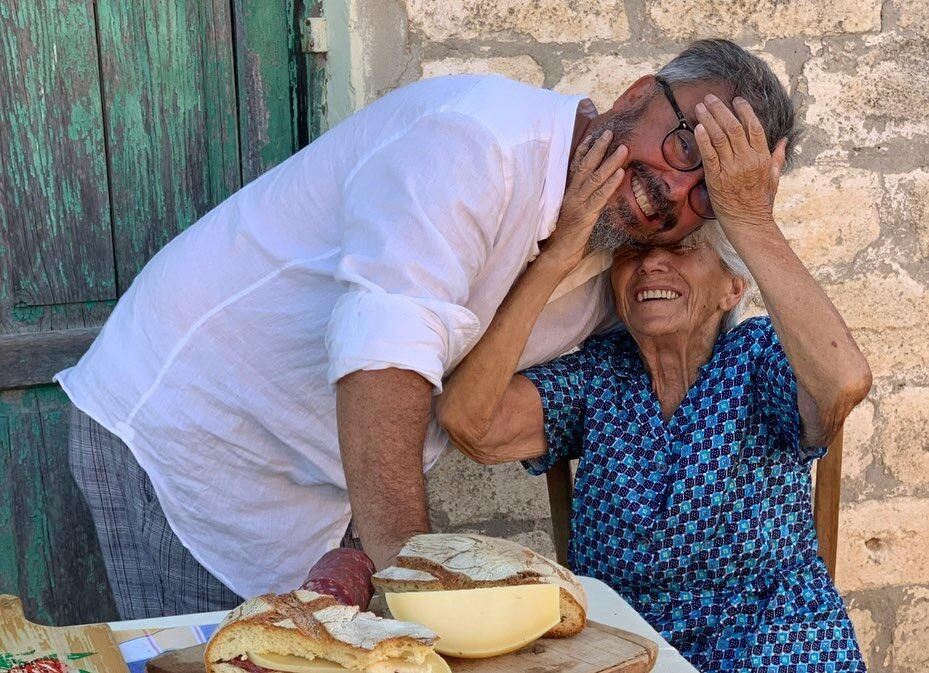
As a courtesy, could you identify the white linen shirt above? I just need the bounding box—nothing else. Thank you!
[56,75,614,598]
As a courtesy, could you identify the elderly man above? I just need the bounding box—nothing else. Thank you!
[58,38,798,618]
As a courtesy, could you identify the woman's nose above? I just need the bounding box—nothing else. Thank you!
[636,248,673,274]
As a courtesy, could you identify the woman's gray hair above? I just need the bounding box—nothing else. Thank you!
[682,224,757,332]
[657,39,800,170]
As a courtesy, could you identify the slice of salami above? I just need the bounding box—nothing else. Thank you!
[223,659,269,673]
[301,548,376,609]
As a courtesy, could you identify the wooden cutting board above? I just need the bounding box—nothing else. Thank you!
[0,595,129,673]
[145,621,656,673]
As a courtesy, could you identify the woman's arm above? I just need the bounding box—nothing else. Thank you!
[436,133,627,463]
[694,95,872,446]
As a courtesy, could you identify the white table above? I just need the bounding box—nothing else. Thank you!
[578,577,698,673]
[108,577,698,673]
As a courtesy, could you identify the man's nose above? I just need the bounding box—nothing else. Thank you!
[665,167,704,206]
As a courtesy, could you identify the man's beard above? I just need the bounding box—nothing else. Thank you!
[580,104,675,251]
[587,202,635,250]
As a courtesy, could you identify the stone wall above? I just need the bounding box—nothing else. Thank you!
[345,1,929,670]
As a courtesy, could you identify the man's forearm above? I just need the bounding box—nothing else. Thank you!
[337,368,433,569]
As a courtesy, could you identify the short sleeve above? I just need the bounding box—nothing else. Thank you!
[519,345,601,475]
[753,320,826,464]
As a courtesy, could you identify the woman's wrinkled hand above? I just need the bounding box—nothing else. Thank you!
[693,94,788,230]
[544,130,628,272]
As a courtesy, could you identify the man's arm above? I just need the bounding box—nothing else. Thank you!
[337,368,432,570]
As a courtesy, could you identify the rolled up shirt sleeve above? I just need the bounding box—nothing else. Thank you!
[326,112,508,391]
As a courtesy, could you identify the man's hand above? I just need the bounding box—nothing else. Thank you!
[337,368,433,569]
[545,130,627,271]
[693,93,787,230]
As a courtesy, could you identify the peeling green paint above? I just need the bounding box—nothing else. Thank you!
[2,0,326,626]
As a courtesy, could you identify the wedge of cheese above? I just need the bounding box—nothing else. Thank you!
[247,651,451,673]
[385,584,561,658]
[373,534,588,640]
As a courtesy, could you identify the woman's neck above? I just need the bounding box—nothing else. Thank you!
[633,321,721,421]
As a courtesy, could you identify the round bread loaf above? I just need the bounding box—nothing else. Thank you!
[372,534,587,637]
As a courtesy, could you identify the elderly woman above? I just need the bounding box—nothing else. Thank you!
[436,91,871,671]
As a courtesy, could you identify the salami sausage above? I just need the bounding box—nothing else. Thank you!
[224,659,268,673]
[300,548,376,609]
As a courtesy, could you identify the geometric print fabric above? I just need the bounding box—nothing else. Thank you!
[522,317,866,671]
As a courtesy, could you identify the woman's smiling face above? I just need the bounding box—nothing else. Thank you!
[610,236,746,340]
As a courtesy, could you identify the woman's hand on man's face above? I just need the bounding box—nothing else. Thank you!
[693,94,788,231]
[545,131,628,272]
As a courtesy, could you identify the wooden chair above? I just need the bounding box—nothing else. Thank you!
[546,429,843,579]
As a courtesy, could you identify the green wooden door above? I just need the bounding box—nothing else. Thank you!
[0,0,326,625]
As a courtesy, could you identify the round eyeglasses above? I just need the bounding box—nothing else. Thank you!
[655,76,716,220]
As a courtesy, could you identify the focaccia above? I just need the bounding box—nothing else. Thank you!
[205,590,438,673]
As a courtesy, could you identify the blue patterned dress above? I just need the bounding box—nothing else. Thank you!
[522,317,865,672]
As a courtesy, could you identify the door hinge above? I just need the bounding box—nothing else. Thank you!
[302,17,328,54]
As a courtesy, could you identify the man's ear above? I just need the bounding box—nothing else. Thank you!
[720,275,746,312]
[611,75,657,114]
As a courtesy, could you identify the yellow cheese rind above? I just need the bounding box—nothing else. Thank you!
[245,651,447,673]
[385,584,560,659]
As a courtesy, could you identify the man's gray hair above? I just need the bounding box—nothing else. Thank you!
[657,39,800,169]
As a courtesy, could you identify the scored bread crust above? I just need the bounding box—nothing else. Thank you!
[205,589,437,672]
[372,534,587,638]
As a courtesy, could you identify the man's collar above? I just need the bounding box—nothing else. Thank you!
[546,249,613,305]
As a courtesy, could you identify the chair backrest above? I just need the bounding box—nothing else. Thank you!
[546,428,844,578]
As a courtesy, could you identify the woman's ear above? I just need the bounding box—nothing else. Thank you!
[719,274,746,312]
[611,75,657,114]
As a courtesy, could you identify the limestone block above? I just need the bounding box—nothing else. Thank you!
[405,0,629,43]
[822,271,929,380]
[823,271,925,331]
[885,169,929,260]
[842,398,875,484]
[804,34,929,149]
[836,497,929,591]
[646,0,880,40]
[897,0,929,36]
[426,447,551,528]
[506,530,558,560]
[776,166,881,269]
[881,387,929,491]
[847,605,876,666]
[421,56,545,86]
[894,586,929,673]
[555,53,673,113]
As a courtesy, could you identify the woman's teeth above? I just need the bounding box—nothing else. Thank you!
[631,174,657,217]
[636,289,681,302]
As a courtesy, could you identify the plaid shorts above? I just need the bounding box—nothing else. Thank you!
[69,407,364,619]
[68,407,245,619]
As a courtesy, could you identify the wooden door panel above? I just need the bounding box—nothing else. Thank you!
[0,0,117,319]
[232,0,301,183]
[0,386,118,625]
[96,0,242,292]
[0,0,326,626]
